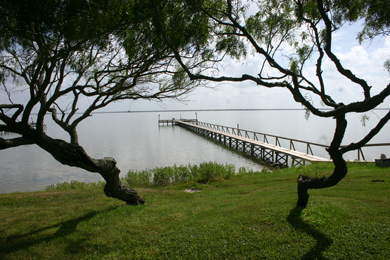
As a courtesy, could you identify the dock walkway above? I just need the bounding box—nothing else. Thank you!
[175,120,331,167]
[158,118,197,125]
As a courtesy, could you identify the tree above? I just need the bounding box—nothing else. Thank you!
[154,0,390,207]
[0,0,204,204]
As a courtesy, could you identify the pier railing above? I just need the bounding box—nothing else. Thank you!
[177,120,330,166]
[197,121,327,156]
[158,117,389,161]
[158,116,198,125]
[196,121,389,161]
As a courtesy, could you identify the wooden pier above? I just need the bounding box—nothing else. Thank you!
[174,120,331,167]
[158,118,198,126]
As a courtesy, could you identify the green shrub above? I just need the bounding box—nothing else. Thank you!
[152,167,173,186]
[45,180,105,191]
[238,167,255,175]
[125,169,152,187]
[196,161,235,182]
[172,164,192,183]
[46,162,263,191]
[124,162,238,188]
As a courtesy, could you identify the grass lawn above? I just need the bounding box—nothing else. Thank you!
[0,162,389,259]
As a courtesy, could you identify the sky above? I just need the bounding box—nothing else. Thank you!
[111,23,390,113]
[1,18,390,114]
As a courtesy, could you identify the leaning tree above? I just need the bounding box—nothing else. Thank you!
[0,0,208,204]
[152,0,390,207]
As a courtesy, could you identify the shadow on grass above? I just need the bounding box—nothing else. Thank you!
[287,206,333,260]
[0,206,121,258]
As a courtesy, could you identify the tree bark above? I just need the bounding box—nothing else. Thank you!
[36,133,145,205]
[296,155,347,207]
[100,164,145,205]
[296,114,348,207]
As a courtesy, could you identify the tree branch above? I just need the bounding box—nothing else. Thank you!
[0,136,35,150]
[0,104,24,123]
[316,0,371,99]
[340,109,390,154]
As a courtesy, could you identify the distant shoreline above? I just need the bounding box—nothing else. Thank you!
[96,108,308,114]
[26,107,389,115]
[93,107,390,114]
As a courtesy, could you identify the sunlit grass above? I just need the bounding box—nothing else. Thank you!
[1,162,389,259]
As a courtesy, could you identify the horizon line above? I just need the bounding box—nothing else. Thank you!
[94,107,390,114]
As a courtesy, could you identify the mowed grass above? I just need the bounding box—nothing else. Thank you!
[0,162,389,259]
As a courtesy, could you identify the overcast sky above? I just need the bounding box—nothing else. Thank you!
[1,22,390,114]
[114,23,390,113]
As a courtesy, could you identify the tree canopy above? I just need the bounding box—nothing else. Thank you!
[153,0,390,207]
[0,0,207,204]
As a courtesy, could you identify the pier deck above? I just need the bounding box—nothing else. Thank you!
[158,118,198,125]
[175,120,331,167]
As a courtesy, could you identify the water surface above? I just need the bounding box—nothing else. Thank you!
[1,110,389,193]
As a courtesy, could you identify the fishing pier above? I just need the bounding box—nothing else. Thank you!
[159,118,331,167]
[158,118,198,126]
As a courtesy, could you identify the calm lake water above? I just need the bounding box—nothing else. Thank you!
[1,110,389,193]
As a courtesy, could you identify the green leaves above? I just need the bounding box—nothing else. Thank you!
[172,67,188,89]
[385,59,390,75]
[246,0,296,45]
[289,58,299,75]
[215,36,246,59]
[124,162,236,188]
[289,44,312,75]
[0,0,131,48]
[360,113,370,127]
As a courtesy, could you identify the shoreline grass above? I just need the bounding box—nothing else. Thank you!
[1,162,389,259]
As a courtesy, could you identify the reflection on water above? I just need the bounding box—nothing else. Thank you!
[1,110,389,193]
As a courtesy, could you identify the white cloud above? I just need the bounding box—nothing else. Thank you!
[300,34,390,107]
[336,46,371,66]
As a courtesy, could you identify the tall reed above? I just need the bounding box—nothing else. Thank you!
[124,161,237,188]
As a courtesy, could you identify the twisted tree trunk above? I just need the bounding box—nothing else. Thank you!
[296,114,348,207]
[297,154,347,207]
[1,109,144,205]
[36,133,144,205]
